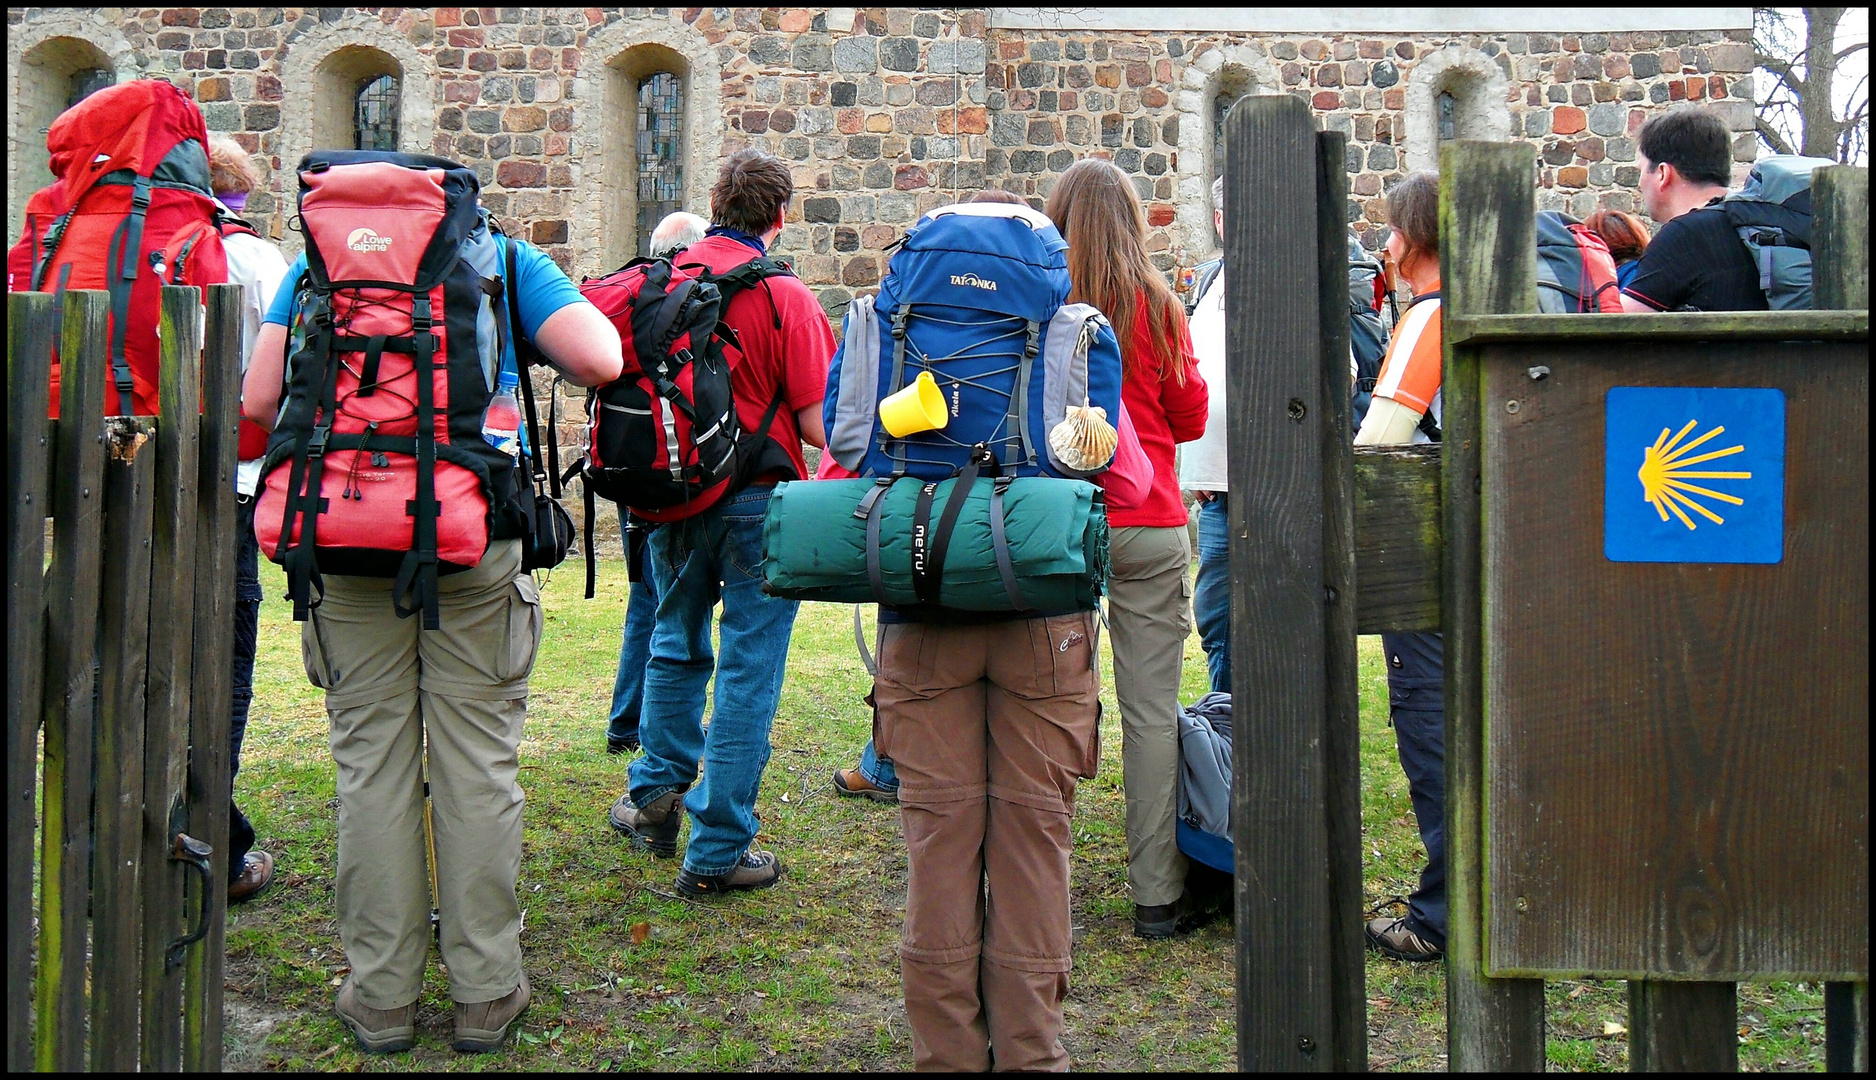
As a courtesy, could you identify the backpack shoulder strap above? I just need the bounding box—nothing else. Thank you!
[694,255,797,325]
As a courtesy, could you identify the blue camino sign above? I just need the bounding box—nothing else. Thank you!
[1603,386,1786,564]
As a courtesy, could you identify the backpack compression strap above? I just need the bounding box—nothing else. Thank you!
[103,175,155,415]
[279,297,340,622]
[911,444,997,608]
[391,294,443,630]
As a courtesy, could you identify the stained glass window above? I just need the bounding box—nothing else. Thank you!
[636,72,685,257]
[355,75,399,151]
[68,68,113,110]
[1437,90,1457,143]
[1212,87,1250,180]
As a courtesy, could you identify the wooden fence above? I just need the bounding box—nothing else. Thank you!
[7,284,242,1072]
[1223,94,1869,1071]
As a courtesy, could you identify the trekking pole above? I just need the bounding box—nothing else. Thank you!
[423,745,441,946]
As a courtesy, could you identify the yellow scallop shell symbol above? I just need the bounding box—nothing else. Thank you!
[1637,418,1751,530]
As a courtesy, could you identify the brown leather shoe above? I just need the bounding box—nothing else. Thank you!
[334,977,415,1054]
[608,789,683,858]
[453,973,532,1053]
[227,850,276,905]
[831,766,898,803]
[1364,916,1444,962]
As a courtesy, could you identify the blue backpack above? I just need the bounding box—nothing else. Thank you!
[822,203,1126,481]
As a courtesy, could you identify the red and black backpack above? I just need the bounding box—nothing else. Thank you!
[254,151,530,629]
[6,79,230,418]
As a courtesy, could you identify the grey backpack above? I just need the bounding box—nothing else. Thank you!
[1713,154,1835,311]
[1176,692,1234,840]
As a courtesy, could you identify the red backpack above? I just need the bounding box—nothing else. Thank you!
[6,79,229,418]
[573,254,796,522]
[253,151,529,629]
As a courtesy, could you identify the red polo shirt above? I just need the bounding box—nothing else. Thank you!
[673,235,836,482]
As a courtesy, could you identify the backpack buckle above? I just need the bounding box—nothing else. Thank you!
[307,424,331,458]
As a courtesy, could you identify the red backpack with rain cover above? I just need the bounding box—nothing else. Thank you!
[7,79,230,418]
[254,151,529,629]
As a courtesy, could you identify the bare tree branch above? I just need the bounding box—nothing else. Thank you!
[1755,116,1797,157]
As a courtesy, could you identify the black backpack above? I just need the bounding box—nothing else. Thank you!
[1347,234,1389,432]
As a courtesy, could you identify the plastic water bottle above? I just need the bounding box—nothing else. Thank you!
[482,371,522,458]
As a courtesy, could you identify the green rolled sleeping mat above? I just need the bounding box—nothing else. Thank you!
[761,475,1108,613]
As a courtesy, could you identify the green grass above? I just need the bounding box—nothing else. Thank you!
[221,554,1827,1071]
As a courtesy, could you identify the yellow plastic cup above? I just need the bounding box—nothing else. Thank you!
[879,370,949,437]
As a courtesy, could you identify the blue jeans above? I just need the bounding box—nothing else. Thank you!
[1382,630,1446,947]
[606,520,659,747]
[626,487,800,877]
[856,737,898,791]
[1192,494,1232,694]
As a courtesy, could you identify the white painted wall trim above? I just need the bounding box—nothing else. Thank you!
[991,8,1753,34]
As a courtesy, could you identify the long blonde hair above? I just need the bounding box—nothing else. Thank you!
[1044,158,1187,384]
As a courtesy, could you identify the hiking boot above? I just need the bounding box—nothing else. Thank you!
[452,973,531,1053]
[333,978,415,1054]
[675,847,783,897]
[227,850,276,905]
[831,766,898,804]
[608,789,683,858]
[1365,916,1444,962]
[606,733,640,755]
[1133,892,1219,939]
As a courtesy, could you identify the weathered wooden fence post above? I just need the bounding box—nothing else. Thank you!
[143,284,206,1071]
[36,290,111,1073]
[1813,163,1870,1076]
[91,410,159,1072]
[5,292,57,1073]
[182,282,244,1073]
[1225,91,1365,1071]
[1437,140,1548,1072]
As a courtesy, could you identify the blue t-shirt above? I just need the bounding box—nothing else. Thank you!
[263,235,585,370]
[265,236,582,454]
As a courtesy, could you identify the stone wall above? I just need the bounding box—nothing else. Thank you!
[10,8,1756,306]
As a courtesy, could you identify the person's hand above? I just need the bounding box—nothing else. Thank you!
[1193,489,1217,503]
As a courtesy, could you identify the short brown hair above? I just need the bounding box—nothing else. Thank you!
[207,135,261,197]
[1386,171,1440,264]
[1584,208,1651,262]
[968,188,1028,205]
[710,148,793,236]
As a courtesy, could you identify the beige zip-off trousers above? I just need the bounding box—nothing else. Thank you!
[301,539,541,1009]
[1105,525,1193,908]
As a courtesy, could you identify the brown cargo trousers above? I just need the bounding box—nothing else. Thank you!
[300,539,541,1009]
[873,612,1103,1072]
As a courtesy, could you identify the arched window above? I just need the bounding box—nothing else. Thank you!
[1211,68,1254,181]
[313,46,401,156]
[636,71,684,257]
[1403,46,1511,173]
[598,42,698,266]
[355,74,399,150]
[13,37,117,240]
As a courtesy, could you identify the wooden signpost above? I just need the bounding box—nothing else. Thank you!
[1225,95,1870,1071]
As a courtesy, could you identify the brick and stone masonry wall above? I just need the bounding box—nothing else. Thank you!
[9,8,1753,535]
[10,9,1756,301]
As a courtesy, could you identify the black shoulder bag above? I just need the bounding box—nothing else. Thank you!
[505,240,575,571]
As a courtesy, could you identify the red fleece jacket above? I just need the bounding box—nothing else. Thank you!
[1109,298,1207,528]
